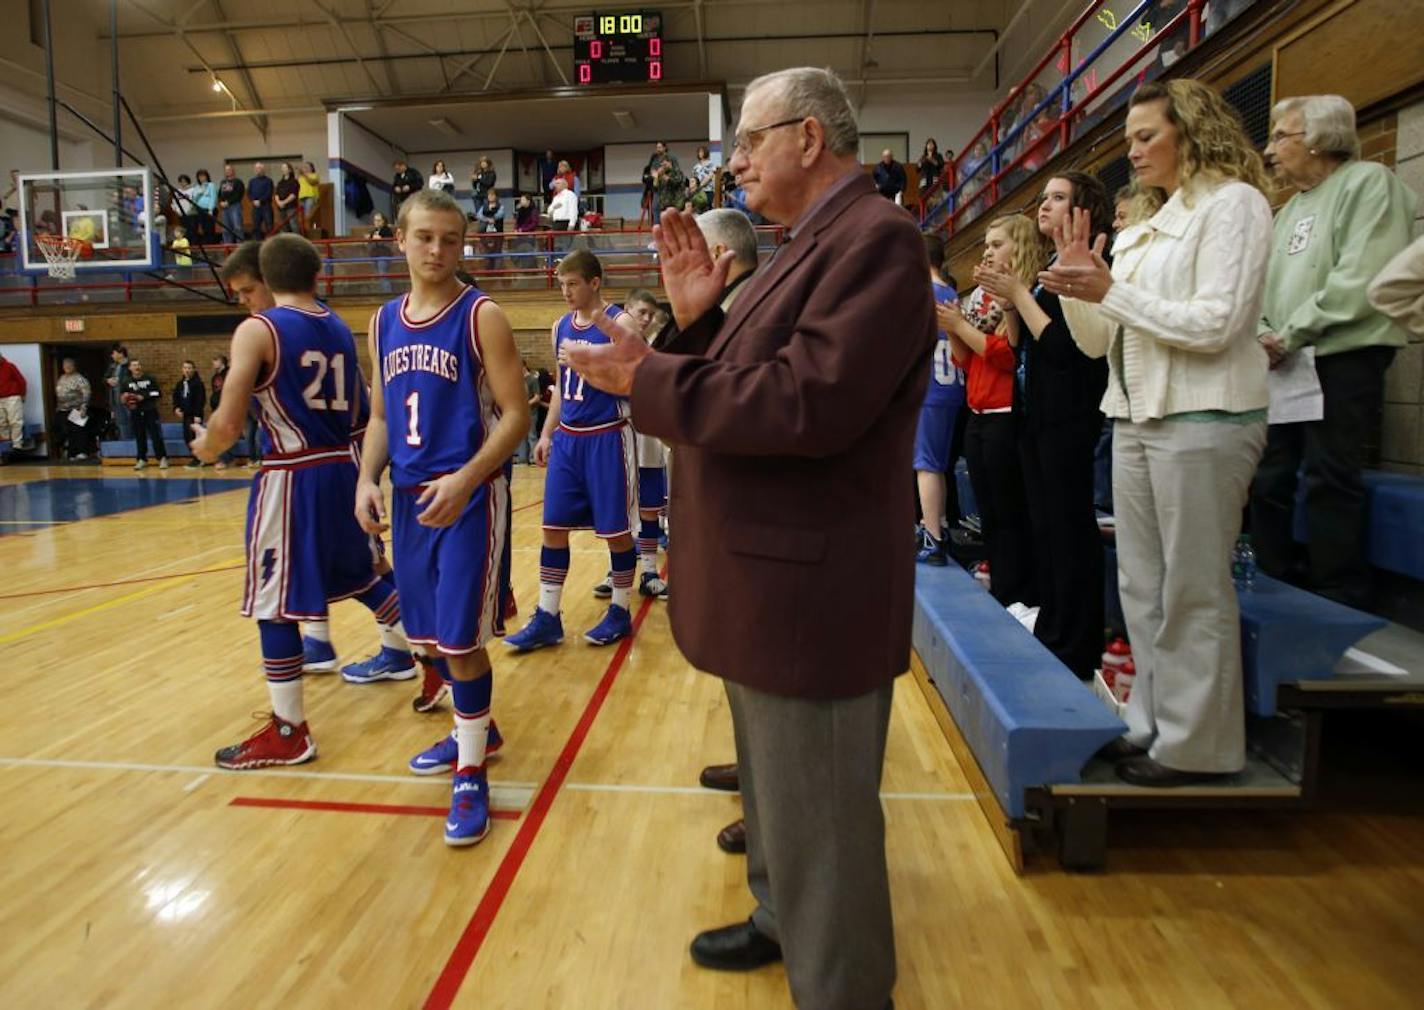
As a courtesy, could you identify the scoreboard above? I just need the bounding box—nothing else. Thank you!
[573,11,663,84]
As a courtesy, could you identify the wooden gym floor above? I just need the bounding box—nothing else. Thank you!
[0,465,1421,1010]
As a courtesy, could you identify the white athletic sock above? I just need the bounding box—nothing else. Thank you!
[454,712,491,770]
[380,619,409,652]
[639,551,658,574]
[268,679,305,725]
[611,585,631,610]
[539,584,563,614]
[304,620,331,643]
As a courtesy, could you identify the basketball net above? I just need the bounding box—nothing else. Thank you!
[36,234,87,280]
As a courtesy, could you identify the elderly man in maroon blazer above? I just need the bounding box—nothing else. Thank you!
[569,67,933,1010]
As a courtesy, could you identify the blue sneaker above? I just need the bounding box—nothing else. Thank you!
[340,646,418,684]
[302,636,337,674]
[584,604,632,646]
[408,721,505,776]
[916,537,948,567]
[504,607,564,652]
[444,766,490,847]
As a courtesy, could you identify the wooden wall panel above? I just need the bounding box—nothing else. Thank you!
[1273,0,1424,110]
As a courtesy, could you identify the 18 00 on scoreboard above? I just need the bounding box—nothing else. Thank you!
[573,10,663,84]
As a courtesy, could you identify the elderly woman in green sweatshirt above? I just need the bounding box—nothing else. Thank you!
[1250,95,1418,609]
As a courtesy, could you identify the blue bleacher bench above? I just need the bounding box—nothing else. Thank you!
[913,564,1125,819]
[1293,469,1424,581]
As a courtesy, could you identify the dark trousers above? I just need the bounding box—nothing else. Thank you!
[728,679,896,1010]
[1250,345,1394,608]
[965,411,1036,606]
[250,203,272,238]
[178,411,200,452]
[133,410,166,461]
[245,415,262,462]
[1020,414,1105,678]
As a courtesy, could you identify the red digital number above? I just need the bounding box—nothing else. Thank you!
[649,60,662,81]
[578,62,592,84]
[649,37,661,57]
[590,39,603,59]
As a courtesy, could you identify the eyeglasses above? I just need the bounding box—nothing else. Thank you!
[1268,129,1306,145]
[731,117,804,156]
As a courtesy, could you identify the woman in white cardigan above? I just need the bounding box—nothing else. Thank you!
[1041,79,1274,787]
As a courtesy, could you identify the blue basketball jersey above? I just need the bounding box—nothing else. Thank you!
[375,285,497,489]
[251,304,363,457]
[555,304,629,428]
[924,280,964,408]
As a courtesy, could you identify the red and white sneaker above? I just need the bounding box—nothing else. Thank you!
[412,662,449,713]
[214,714,316,769]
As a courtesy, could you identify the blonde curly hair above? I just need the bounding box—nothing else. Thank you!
[1128,79,1271,213]
[985,213,1052,288]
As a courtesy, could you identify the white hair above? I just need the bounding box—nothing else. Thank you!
[1272,95,1360,161]
[695,209,759,268]
[744,67,859,156]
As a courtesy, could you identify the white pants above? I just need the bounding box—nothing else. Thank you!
[0,396,24,445]
[1114,417,1266,772]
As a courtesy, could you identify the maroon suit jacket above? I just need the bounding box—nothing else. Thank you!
[631,174,935,699]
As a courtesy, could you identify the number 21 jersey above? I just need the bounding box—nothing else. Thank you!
[250,303,362,456]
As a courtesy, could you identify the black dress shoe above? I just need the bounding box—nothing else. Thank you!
[716,817,746,854]
[1096,737,1148,763]
[699,763,739,792]
[690,918,782,971]
[1116,756,1234,788]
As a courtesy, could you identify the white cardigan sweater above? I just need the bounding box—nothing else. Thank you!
[1060,179,1273,422]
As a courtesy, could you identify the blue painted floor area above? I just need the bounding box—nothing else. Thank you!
[0,478,251,534]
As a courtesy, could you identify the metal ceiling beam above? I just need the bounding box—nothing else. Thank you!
[527,12,571,87]
[209,0,270,140]
[442,23,517,92]
[855,0,877,110]
[365,0,402,95]
[382,23,449,89]
[693,0,707,78]
[312,0,387,97]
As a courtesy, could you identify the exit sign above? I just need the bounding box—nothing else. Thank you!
[64,318,85,333]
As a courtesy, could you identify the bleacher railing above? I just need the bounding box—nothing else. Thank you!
[924,0,1253,236]
[0,225,787,307]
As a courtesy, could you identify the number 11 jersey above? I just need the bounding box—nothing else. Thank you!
[374,285,497,489]
[555,304,629,429]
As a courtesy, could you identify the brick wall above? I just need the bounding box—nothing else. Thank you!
[1380,101,1424,477]
[120,338,235,405]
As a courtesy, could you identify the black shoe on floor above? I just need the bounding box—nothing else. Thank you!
[1096,737,1148,763]
[1116,756,1234,788]
[690,919,782,971]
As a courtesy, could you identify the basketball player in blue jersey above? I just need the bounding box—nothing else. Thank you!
[355,189,530,847]
[218,242,417,688]
[192,234,414,770]
[915,232,965,566]
[504,250,641,651]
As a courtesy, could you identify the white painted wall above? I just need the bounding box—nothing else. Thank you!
[0,81,98,175]
[1,344,47,437]
[139,114,327,190]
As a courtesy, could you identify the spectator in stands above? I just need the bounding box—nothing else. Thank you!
[1251,94,1418,609]
[247,162,273,238]
[940,214,1046,608]
[1150,0,1191,69]
[54,357,92,459]
[297,162,321,236]
[873,149,906,202]
[217,164,245,242]
[514,192,539,233]
[0,350,29,458]
[191,169,217,243]
[914,232,963,566]
[274,163,299,233]
[689,145,717,213]
[470,156,496,212]
[171,224,192,267]
[106,344,133,439]
[124,359,168,471]
[428,160,456,194]
[553,159,580,198]
[209,354,234,469]
[172,360,206,468]
[365,211,395,292]
[645,143,683,215]
[1204,0,1253,37]
[475,191,506,273]
[537,149,559,196]
[1369,234,1424,336]
[548,177,578,235]
[1,168,17,213]
[1044,79,1274,787]
[1112,184,1134,233]
[516,359,540,464]
[976,172,1112,679]
[917,138,946,207]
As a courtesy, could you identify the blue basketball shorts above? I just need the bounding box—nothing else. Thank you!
[391,471,509,655]
[913,397,964,473]
[242,454,381,621]
[542,422,637,539]
[638,467,667,511]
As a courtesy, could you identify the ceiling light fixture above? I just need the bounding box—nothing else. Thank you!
[612,109,637,129]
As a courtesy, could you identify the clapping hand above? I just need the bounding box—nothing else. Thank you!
[973,262,1024,302]
[1038,207,1112,303]
[654,207,735,328]
[935,300,963,333]
[563,311,653,397]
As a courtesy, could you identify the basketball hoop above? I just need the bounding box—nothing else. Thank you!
[36,233,88,281]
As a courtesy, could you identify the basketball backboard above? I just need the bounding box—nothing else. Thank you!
[16,168,158,273]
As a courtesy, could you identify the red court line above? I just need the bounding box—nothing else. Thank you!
[423,590,660,1010]
[0,563,245,601]
[512,497,543,514]
[229,796,521,821]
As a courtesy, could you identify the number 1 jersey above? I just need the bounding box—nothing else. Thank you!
[374,285,497,489]
[251,303,363,457]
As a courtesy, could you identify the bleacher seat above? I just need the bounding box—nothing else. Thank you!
[99,434,252,461]
[1292,469,1424,581]
[913,564,1125,819]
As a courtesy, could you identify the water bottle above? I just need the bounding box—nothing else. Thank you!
[1232,535,1256,591]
